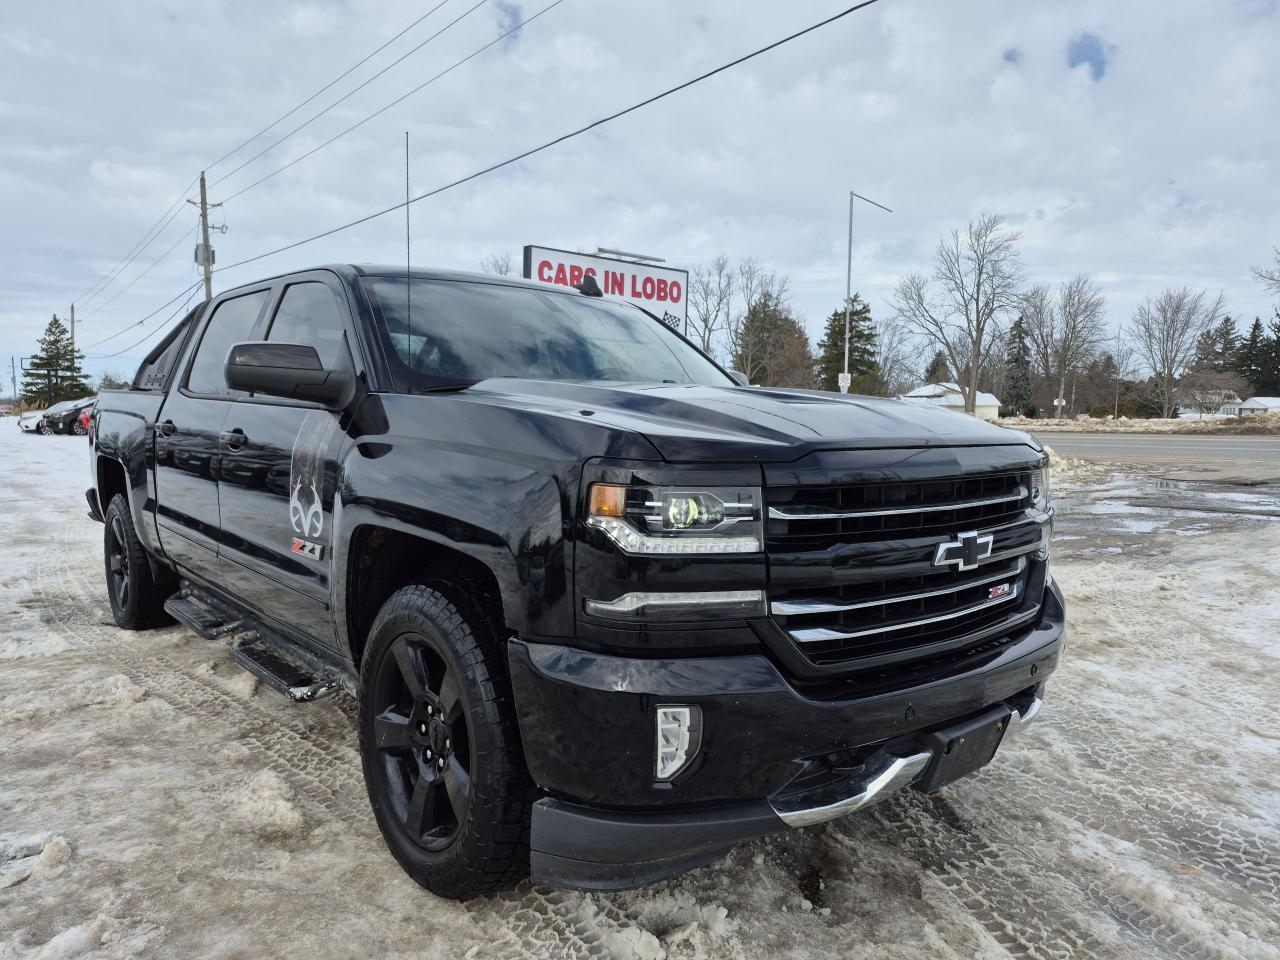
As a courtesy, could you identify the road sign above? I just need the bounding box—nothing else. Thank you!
[837,372,852,393]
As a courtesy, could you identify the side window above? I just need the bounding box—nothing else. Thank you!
[186,291,269,396]
[133,310,197,391]
[265,282,349,370]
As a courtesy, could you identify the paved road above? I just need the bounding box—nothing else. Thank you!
[1030,431,1280,467]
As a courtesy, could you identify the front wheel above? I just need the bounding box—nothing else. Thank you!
[358,585,530,900]
[103,494,173,629]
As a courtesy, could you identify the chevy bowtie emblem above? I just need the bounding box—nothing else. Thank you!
[933,531,994,571]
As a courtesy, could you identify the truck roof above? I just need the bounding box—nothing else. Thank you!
[217,263,581,300]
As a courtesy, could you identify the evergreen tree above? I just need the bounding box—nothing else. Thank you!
[924,350,951,384]
[1002,316,1034,416]
[1262,310,1280,395]
[729,293,815,389]
[1236,317,1267,394]
[814,295,880,393]
[21,314,91,406]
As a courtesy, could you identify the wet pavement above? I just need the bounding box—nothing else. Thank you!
[1053,469,1280,561]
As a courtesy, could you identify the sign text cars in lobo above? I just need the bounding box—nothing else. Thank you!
[522,245,689,331]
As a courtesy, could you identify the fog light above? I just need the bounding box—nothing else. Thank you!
[655,705,702,780]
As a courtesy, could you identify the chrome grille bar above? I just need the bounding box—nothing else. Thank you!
[768,486,1027,521]
[789,583,1023,644]
[771,558,1025,616]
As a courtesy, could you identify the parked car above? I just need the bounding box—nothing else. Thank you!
[90,265,1062,900]
[18,409,45,432]
[52,397,96,435]
[32,396,95,435]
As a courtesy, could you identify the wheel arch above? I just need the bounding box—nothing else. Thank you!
[342,524,509,671]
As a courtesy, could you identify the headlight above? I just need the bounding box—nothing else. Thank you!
[1031,462,1051,512]
[586,483,762,555]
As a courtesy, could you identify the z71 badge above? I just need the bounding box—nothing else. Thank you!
[989,582,1013,599]
[291,537,324,561]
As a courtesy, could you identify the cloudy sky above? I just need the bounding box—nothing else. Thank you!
[2,0,1278,383]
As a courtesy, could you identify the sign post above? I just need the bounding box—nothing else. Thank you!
[523,245,689,333]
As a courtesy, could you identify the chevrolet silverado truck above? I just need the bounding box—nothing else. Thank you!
[89,264,1063,900]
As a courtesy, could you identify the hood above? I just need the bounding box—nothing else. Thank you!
[456,379,1038,462]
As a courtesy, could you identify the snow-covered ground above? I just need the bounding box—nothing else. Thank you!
[1,427,1278,960]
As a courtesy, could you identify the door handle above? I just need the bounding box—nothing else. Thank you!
[220,428,248,451]
[156,419,176,438]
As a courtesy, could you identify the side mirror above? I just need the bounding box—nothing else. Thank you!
[224,342,353,409]
[728,369,750,387]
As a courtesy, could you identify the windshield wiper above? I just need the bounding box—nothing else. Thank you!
[415,380,480,394]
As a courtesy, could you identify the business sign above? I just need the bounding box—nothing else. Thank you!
[522,245,689,331]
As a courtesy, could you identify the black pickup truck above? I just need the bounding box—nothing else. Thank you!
[89,264,1063,899]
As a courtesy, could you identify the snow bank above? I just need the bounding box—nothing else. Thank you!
[233,770,306,837]
[999,411,1280,435]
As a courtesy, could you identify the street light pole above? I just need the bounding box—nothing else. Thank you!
[839,190,893,394]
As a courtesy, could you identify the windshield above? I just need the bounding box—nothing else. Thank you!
[362,277,732,389]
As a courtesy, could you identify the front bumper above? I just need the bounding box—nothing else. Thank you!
[509,580,1064,890]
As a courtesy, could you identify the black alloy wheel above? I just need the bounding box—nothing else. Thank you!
[102,493,172,630]
[371,632,473,850]
[358,585,530,899]
[107,514,131,611]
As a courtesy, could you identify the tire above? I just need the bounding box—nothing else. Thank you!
[103,493,173,629]
[73,423,87,436]
[38,422,52,435]
[358,585,531,900]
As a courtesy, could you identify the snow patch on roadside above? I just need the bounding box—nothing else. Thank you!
[0,834,72,889]
[233,770,306,837]
[0,913,155,960]
[0,673,147,726]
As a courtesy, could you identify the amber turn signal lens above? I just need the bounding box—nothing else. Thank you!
[588,483,628,518]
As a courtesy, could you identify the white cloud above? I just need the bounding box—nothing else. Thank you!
[0,0,1277,378]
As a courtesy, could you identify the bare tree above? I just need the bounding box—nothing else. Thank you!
[480,251,514,276]
[725,258,789,382]
[1024,276,1106,412]
[687,255,734,357]
[874,314,918,396]
[891,215,1025,413]
[1179,369,1247,417]
[1129,287,1227,418]
[1252,247,1280,296]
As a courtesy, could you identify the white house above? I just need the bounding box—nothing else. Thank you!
[1240,397,1280,415]
[1175,390,1244,419]
[899,382,1001,420]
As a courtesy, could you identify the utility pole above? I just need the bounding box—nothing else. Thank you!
[188,172,225,301]
[69,302,75,355]
[840,190,893,393]
[197,172,213,300]
[9,356,17,410]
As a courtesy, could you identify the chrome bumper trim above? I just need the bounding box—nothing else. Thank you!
[1001,694,1044,743]
[770,750,932,828]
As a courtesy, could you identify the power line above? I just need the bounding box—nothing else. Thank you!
[80,219,198,321]
[205,0,454,171]
[87,286,202,360]
[223,0,565,203]
[209,0,489,190]
[83,279,204,350]
[73,177,198,308]
[214,0,886,278]
[73,1,455,311]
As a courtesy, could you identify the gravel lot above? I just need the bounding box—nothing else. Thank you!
[1,429,1277,960]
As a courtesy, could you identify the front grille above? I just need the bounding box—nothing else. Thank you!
[766,469,1044,672]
